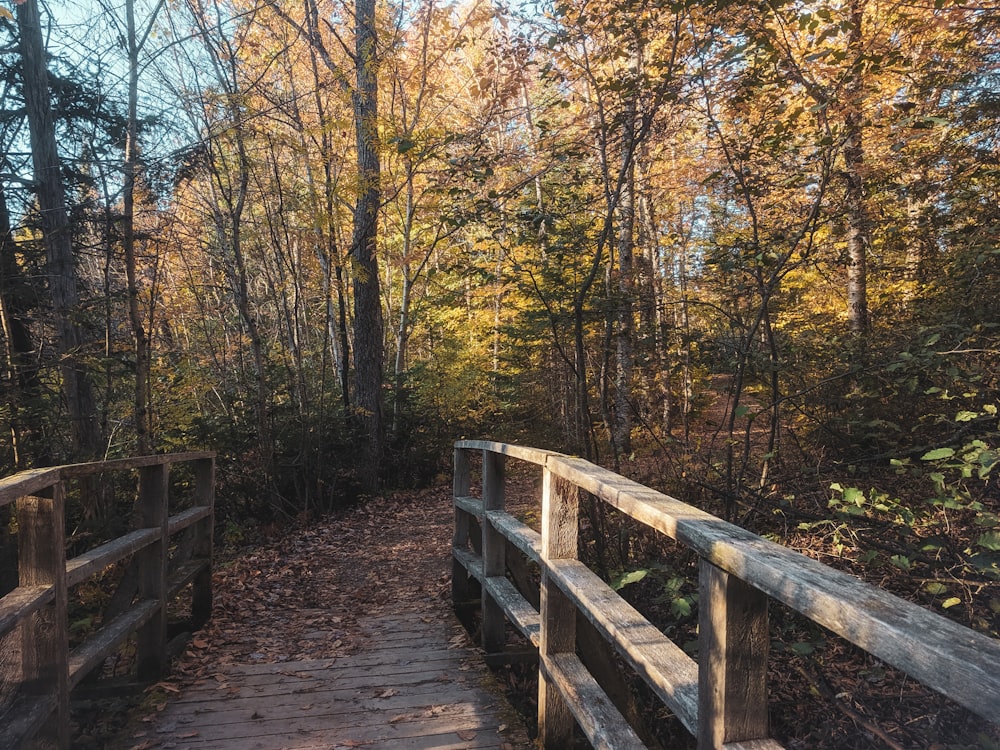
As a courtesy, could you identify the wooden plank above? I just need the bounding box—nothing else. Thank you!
[143,611,531,750]
[56,451,215,478]
[190,457,214,628]
[486,509,542,564]
[166,558,210,600]
[541,453,1000,723]
[482,451,506,653]
[0,693,56,750]
[455,494,484,519]
[166,505,211,536]
[17,489,69,749]
[456,440,564,466]
[543,652,645,750]
[136,464,168,680]
[538,468,579,749]
[65,527,159,587]
[698,559,770,747]
[547,558,699,733]
[0,467,59,507]
[0,584,53,639]
[452,546,483,580]
[483,575,541,647]
[68,599,159,689]
[453,448,476,610]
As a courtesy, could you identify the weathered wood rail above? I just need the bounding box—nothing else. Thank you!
[0,452,215,749]
[451,440,1000,749]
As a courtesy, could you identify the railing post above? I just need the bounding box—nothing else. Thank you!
[136,463,169,680]
[481,449,506,653]
[452,447,475,607]
[697,558,770,749]
[538,466,578,749]
[191,457,214,629]
[17,483,69,749]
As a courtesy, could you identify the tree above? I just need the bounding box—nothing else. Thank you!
[351,0,386,491]
[15,0,100,461]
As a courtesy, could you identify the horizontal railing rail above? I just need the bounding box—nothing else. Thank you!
[0,452,215,749]
[451,439,1000,750]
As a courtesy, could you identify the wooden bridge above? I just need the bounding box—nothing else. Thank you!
[1,443,999,749]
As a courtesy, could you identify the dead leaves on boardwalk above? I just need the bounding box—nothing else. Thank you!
[170,488,456,682]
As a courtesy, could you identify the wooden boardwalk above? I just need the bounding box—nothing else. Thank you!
[130,612,531,750]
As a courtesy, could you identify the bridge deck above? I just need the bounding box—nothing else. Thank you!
[120,489,532,750]
[139,613,527,749]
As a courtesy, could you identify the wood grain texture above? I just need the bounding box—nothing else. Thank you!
[544,652,645,750]
[698,559,769,748]
[482,451,507,653]
[548,558,699,733]
[65,527,159,587]
[538,469,579,749]
[17,489,69,749]
[139,614,532,750]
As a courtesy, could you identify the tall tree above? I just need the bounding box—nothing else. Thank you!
[351,0,385,490]
[15,0,99,461]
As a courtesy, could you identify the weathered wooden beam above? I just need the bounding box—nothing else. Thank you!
[166,505,212,536]
[548,558,699,733]
[190,457,215,629]
[57,451,215,478]
[486,509,542,564]
[136,464,168,681]
[17,488,69,749]
[456,440,564,465]
[483,575,540,647]
[0,467,59,508]
[541,453,1000,723]
[698,559,770,749]
[0,694,57,750]
[65,527,159,588]
[481,450,506,653]
[68,600,159,689]
[538,469,579,750]
[544,652,645,750]
[454,494,483,519]
[452,447,475,609]
[0,584,53,639]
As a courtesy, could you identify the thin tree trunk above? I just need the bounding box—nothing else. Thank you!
[124,0,152,454]
[844,0,869,334]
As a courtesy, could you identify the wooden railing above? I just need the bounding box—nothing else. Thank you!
[0,452,215,749]
[451,440,1000,749]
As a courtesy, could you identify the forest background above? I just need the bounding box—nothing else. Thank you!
[0,0,997,664]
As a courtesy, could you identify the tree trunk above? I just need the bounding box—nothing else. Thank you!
[0,183,43,467]
[844,0,869,334]
[124,0,152,455]
[16,0,100,461]
[352,0,385,492]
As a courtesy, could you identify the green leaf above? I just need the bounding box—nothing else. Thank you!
[671,597,692,618]
[923,581,947,595]
[942,597,962,609]
[921,447,955,461]
[734,405,751,418]
[843,487,865,506]
[890,554,910,571]
[955,410,979,422]
[789,642,814,656]
[611,568,649,591]
[977,531,1000,552]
